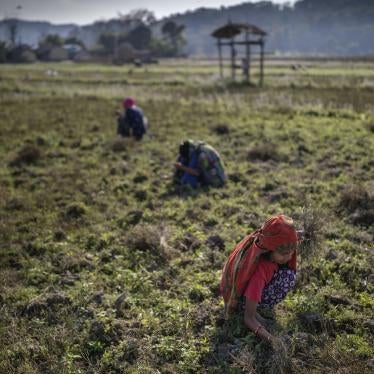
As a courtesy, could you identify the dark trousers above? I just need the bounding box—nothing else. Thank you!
[117,117,130,137]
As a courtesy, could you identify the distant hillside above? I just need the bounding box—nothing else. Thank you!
[160,0,374,56]
[1,0,374,56]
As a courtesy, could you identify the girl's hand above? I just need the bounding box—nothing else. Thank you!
[175,162,183,170]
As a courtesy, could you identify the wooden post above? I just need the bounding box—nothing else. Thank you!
[259,39,264,87]
[218,39,223,78]
[244,30,250,83]
[248,44,251,84]
[231,37,236,80]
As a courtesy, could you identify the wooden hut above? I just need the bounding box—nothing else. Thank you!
[211,22,266,86]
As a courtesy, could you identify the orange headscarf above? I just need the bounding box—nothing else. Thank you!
[220,214,298,316]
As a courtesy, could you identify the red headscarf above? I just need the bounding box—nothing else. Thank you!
[220,214,298,316]
[123,97,135,109]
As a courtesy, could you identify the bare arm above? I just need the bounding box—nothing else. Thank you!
[244,298,274,343]
[175,162,200,177]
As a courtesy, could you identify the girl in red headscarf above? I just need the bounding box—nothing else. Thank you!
[220,214,300,345]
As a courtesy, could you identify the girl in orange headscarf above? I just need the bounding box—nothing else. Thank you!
[220,214,301,345]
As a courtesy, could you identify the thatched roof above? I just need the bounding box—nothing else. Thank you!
[211,22,266,39]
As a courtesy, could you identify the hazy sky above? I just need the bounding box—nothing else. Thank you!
[0,0,294,25]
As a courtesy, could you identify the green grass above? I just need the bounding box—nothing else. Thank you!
[0,59,373,373]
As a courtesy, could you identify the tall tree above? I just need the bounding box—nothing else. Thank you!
[125,24,152,50]
[5,19,19,46]
[0,41,8,62]
[97,32,117,55]
[36,34,64,60]
[161,21,186,56]
[42,34,64,47]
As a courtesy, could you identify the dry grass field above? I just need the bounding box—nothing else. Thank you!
[0,58,373,373]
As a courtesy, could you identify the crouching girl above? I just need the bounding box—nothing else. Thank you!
[220,214,300,346]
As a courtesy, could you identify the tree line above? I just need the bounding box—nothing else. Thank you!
[0,9,186,63]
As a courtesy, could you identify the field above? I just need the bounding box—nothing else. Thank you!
[0,58,373,373]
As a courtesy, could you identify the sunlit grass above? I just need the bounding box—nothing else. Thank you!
[0,58,373,373]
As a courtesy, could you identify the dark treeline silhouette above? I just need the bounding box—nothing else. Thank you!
[0,9,186,63]
[0,0,373,57]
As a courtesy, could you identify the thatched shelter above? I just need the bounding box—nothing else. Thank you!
[211,22,266,85]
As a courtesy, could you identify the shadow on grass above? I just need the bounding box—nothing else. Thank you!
[200,306,288,373]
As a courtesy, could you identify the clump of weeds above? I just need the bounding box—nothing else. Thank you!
[213,123,230,135]
[338,184,374,226]
[365,122,374,133]
[247,143,281,162]
[230,346,255,372]
[110,137,128,152]
[10,144,41,166]
[338,184,370,213]
[294,205,324,259]
[293,205,325,286]
[65,202,87,219]
[126,224,171,260]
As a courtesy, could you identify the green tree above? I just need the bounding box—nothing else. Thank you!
[0,41,9,62]
[161,21,186,56]
[97,32,117,55]
[42,34,64,47]
[36,34,64,60]
[8,19,18,46]
[125,24,152,50]
[149,38,173,57]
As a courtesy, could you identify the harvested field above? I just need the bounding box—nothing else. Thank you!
[0,59,373,373]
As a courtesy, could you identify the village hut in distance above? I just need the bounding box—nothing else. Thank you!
[211,22,266,86]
